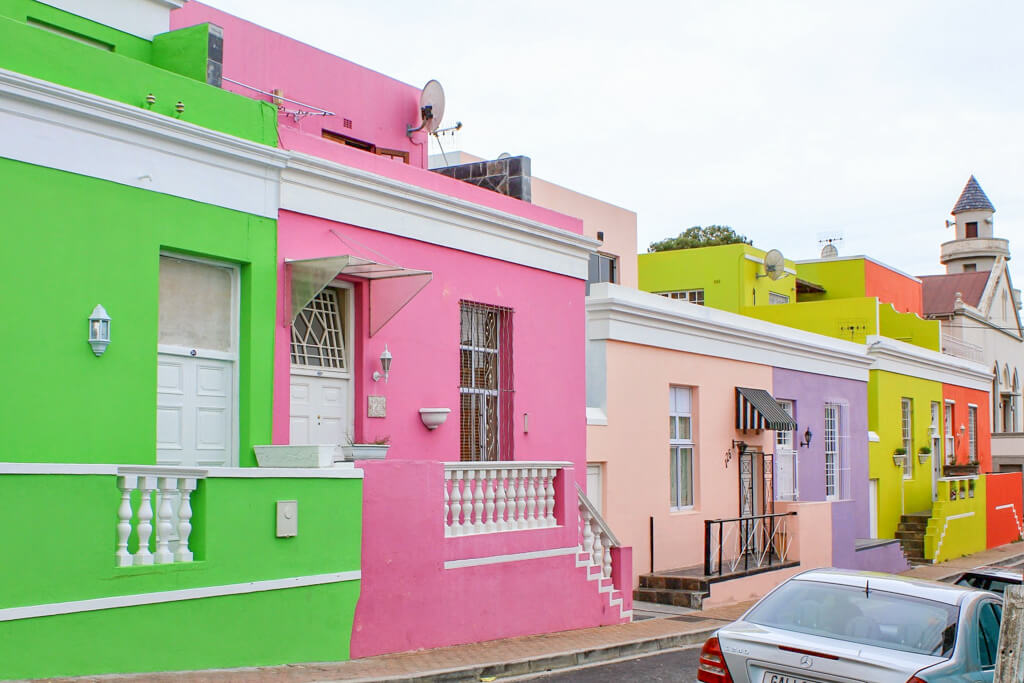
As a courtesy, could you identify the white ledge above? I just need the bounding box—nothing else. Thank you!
[0,462,364,478]
[866,335,992,390]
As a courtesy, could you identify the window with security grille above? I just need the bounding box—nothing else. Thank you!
[459,302,513,461]
[969,405,978,463]
[669,386,694,508]
[768,292,790,305]
[291,288,347,369]
[901,398,913,478]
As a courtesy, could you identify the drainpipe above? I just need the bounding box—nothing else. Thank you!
[649,516,655,573]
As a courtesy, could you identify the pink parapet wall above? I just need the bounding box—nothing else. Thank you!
[274,211,587,471]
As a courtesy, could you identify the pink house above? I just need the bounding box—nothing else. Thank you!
[172,3,631,658]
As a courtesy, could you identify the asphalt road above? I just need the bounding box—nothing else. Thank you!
[531,646,702,682]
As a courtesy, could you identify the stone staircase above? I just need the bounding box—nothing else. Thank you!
[895,512,931,564]
[634,568,711,610]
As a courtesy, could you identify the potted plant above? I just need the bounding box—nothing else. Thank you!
[917,445,932,464]
[892,447,907,467]
[342,434,391,461]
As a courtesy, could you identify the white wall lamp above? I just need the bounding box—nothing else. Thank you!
[88,304,111,356]
[372,345,392,383]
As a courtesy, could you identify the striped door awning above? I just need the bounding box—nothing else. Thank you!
[736,387,797,432]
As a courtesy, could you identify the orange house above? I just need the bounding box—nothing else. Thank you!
[942,384,992,473]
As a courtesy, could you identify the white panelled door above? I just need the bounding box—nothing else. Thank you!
[586,463,604,515]
[156,255,237,468]
[290,285,352,446]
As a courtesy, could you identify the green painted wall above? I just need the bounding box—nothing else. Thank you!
[742,297,878,344]
[0,8,276,145]
[924,477,987,563]
[151,22,214,84]
[878,303,941,351]
[638,244,796,312]
[0,159,276,466]
[795,258,866,302]
[0,473,362,678]
[868,370,944,539]
[0,0,152,60]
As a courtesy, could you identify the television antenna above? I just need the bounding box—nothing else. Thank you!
[817,231,844,258]
[758,249,788,280]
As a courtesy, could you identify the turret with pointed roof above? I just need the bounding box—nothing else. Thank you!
[941,175,1006,274]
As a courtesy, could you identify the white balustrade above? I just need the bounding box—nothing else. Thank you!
[115,467,205,567]
[577,487,616,580]
[444,462,569,537]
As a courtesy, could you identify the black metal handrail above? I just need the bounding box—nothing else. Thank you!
[704,511,797,578]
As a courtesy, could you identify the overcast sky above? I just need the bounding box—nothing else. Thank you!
[202,0,1024,284]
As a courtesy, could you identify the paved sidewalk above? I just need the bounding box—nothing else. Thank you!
[51,542,1024,683]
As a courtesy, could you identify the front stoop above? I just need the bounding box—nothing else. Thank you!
[896,512,932,564]
[634,569,710,610]
[576,551,632,623]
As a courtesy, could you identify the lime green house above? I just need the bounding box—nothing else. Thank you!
[0,2,363,678]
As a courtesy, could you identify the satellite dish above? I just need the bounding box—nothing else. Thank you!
[763,249,786,280]
[497,152,511,159]
[407,79,445,136]
[821,243,839,258]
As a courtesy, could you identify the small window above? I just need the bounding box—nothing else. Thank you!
[776,401,794,452]
[963,263,977,272]
[768,292,790,305]
[968,405,978,463]
[944,401,955,465]
[901,398,913,478]
[322,129,375,152]
[669,387,694,509]
[978,601,1002,669]
[586,253,618,293]
[376,147,410,164]
[658,289,705,305]
[965,222,979,238]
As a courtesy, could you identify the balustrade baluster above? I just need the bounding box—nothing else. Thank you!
[483,468,497,532]
[580,504,595,556]
[463,470,477,531]
[154,478,176,564]
[506,468,519,528]
[443,470,452,532]
[525,467,538,528]
[115,475,136,568]
[449,470,464,536]
[602,533,613,578]
[494,469,508,531]
[175,478,196,563]
[515,468,528,529]
[134,476,155,565]
[589,517,603,568]
[472,469,485,533]
[542,468,556,527]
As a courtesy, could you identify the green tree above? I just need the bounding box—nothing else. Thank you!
[648,225,752,252]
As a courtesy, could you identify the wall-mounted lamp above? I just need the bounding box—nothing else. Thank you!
[799,427,813,448]
[372,345,392,383]
[88,304,111,356]
[726,440,747,467]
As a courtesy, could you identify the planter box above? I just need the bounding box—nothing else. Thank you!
[253,444,340,468]
[943,463,980,477]
[342,443,390,461]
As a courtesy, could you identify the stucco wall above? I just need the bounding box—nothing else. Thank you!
[589,341,775,586]
[865,258,923,315]
[943,384,993,472]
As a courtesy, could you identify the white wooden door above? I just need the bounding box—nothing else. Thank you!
[157,354,233,466]
[290,285,352,445]
[289,372,349,446]
[586,463,603,515]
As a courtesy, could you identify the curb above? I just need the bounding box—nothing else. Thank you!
[330,622,724,682]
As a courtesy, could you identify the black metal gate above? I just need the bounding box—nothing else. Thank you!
[739,449,774,518]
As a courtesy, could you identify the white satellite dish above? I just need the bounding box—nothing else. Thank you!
[762,249,787,280]
[821,243,839,258]
[407,79,445,136]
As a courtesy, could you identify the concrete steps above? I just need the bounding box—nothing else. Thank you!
[896,512,931,564]
[634,571,710,610]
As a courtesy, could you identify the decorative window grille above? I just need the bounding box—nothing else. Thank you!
[775,400,797,501]
[768,292,790,305]
[944,401,955,465]
[824,403,839,499]
[290,288,347,369]
[459,302,513,462]
[658,289,705,305]
[901,398,913,479]
[669,386,694,508]
[968,405,978,463]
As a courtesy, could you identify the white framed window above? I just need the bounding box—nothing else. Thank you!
[768,292,790,305]
[968,404,978,464]
[901,398,913,479]
[775,400,797,501]
[658,289,704,305]
[460,302,513,462]
[930,401,941,466]
[824,402,849,499]
[776,400,794,452]
[944,401,955,465]
[669,386,694,509]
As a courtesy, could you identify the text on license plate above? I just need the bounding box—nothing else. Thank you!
[762,673,819,683]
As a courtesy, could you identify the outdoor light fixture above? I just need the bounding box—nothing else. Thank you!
[799,427,813,448]
[372,345,392,383]
[88,304,111,356]
[726,440,747,467]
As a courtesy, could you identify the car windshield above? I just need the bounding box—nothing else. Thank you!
[745,579,959,657]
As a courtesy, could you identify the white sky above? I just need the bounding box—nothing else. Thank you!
[202,0,1024,285]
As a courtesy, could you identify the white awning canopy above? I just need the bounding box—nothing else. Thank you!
[286,255,432,336]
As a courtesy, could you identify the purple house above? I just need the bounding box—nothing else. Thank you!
[772,369,908,573]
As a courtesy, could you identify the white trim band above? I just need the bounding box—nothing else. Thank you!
[445,546,579,570]
[866,335,992,390]
[0,462,364,479]
[0,571,360,622]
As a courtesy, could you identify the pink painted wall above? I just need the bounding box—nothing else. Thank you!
[275,211,586,471]
[171,4,583,236]
[353,460,626,657]
[589,341,780,587]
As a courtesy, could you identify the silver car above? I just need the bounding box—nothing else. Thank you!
[698,568,1004,683]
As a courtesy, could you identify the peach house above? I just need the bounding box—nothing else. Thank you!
[585,284,905,608]
[172,2,631,657]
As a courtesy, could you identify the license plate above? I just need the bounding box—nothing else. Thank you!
[762,673,819,683]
